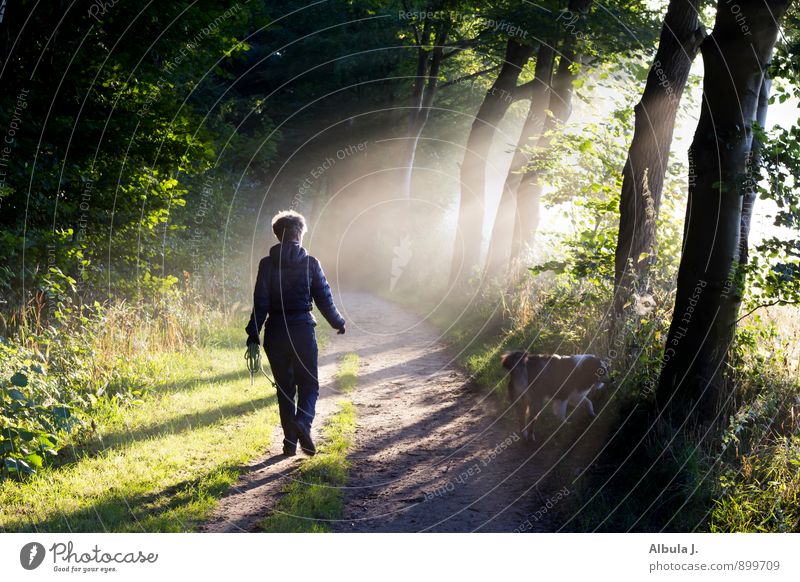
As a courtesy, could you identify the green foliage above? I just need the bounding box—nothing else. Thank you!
[0,333,277,532]
[712,436,800,532]
[0,1,276,306]
[1,340,81,478]
[0,318,93,480]
[744,123,800,312]
[526,114,629,286]
[709,315,800,532]
[0,296,222,481]
[770,4,800,103]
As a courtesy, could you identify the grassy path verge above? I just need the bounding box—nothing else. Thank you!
[0,329,280,532]
[259,353,360,533]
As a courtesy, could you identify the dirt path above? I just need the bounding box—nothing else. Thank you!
[200,321,346,533]
[203,292,560,533]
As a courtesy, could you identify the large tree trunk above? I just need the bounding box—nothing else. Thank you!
[656,0,790,425]
[613,0,705,314]
[508,51,578,271]
[450,38,533,286]
[401,19,450,199]
[484,44,555,279]
[505,0,593,273]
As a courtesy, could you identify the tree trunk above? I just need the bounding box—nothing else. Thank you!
[613,0,705,314]
[450,38,534,286]
[401,19,450,199]
[410,18,432,110]
[484,44,555,279]
[656,0,790,425]
[739,75,771,267]
[508,51,578,271]
[504,0,593,273]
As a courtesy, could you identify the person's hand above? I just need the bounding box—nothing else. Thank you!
[337,324,346,335]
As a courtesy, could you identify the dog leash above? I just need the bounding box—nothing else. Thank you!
[245,343,278,388]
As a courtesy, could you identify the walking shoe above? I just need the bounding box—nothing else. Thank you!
[295,423,316,456]
[282,440,297,457]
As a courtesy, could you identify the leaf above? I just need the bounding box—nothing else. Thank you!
[38,434,57,447]
[10,372,28,387]
[24,453,43,468]
[7,389,26,400]
[3,458,34,474]
[52,406,71,419]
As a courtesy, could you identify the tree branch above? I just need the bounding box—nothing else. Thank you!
[736,299,800,323]
[439,66,501,88]
[441,31,493,60]
[512,78,548,101]
[401,0,421,45]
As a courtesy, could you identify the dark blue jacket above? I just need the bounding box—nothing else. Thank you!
[246,242,345,343]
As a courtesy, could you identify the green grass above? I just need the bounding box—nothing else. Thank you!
[335,353,359,394]
[711,436,800,532]
[259,353,359,533]
[0,329,280,532]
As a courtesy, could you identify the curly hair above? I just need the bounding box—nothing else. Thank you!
[271,210,307,241]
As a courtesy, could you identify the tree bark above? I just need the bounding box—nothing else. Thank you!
[738,74,771,267]
[401,19,450,199]
[613,0,705,314]
[450,38,534,286]
[484,44,555,279]
[503,0,593,273]
[656,0,791,425]
[508,51,578,271]
[410,18,432,110]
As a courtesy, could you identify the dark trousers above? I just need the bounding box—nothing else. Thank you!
[264,322,319,446]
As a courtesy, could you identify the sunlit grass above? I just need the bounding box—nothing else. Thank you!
[0,338,279,532]
[711,436,800,532]
[335,353,360,394]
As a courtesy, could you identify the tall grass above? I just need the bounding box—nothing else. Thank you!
[710,307,800,532]
[1,291,225,480]
[417,269,800,532]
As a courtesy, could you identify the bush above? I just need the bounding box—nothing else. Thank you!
[712,436,800,532]
[1,294,222,481]
[710,313,800,532]
[0,339,83,477]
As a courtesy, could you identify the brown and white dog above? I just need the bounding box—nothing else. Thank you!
[500,351,611,441]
